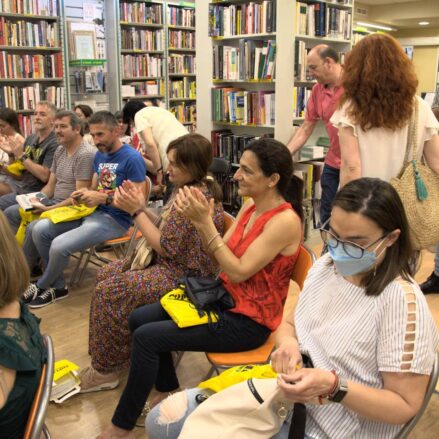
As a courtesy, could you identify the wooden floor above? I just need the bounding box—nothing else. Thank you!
[35,243,439,439]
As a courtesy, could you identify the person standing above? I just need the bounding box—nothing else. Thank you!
[287,45,344,226]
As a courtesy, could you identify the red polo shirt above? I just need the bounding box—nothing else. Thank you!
[305,83,344,169]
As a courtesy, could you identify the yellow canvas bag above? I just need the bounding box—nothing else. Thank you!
[16,208,40,245]
[6,160,26,176]
[40,204,97,224]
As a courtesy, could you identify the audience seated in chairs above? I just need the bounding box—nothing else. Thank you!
[78,133,224,393]
[20,111,146,308]
[96,138,304,439]
[0,211,46,439]
[146,178,439,439]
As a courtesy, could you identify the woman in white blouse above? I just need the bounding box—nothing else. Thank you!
[330,33,439,187]
[146,178,438,439]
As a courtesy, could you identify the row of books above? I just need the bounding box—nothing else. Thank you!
[211,129,261,164]
[18,114,32,137]
[0,84,64,111]
[169,78,196,99]
[169,102,196,124]
[0,18,59,47]
[167,6,195,28]
[213,39,275,81]
[168,29,195,50]
[208,1,276,37]
[0,0,57,16]
[71,70,105,94]
[122,80,164,97]
[168,54,195,74]
[0,51,62,79]
[121,54,164,79]
[296,2,352,40]
[293,86,312,118]
[294,160,324,201]
[212,87,275,126]
[121,28,164,51]
[119,1,163,25]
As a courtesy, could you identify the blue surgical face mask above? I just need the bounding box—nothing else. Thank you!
[329,245,380,277]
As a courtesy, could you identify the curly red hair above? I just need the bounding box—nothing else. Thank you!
[340,33,418,131]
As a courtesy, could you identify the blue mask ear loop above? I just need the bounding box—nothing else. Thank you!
[372,237,390,278]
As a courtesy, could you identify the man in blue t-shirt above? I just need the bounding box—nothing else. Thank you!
[23,111,146,308]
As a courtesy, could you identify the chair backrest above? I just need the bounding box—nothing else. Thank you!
[223,211,235,235]
[291,244,316,291]
[395,351,439,438]
[23,334,54,439]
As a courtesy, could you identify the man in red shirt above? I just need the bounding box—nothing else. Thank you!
[287,44,344,226]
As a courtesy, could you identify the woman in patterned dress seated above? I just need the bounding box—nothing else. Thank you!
[79,133,224,392]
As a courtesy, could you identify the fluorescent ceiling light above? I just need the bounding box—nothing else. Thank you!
[356,22,394,31]
[418,21,430,26]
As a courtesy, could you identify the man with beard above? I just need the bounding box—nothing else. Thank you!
[0,101,59,211]
[23,111,146,308]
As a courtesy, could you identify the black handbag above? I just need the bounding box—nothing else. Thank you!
[180,276,235,329]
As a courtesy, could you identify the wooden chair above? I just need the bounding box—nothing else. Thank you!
[204,244,316,377]
[396,352,439,438]
[70,176,152,285]
[23,334,54,439]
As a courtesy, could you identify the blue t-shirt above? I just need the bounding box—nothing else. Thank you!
[94,144,146,229]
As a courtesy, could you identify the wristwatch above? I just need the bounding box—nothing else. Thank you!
[328,377,348,403]
[105,194,114,206]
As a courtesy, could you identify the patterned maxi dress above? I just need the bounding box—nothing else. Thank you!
[88,191,224,373]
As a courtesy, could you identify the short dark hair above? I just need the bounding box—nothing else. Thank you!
[122,101,146,124]
[244,138,303,222]
[317,45,340,64]
[332,178,415,296]
[89,111,119,130]
[167,133,222,202]
[0,107,21,135]
[74,104,93,119]
[55,110,84,135]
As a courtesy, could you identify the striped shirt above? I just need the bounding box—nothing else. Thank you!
[51,142,96,201]
[294,253,439,439]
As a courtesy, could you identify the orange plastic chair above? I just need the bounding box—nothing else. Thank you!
[70,176,152,285]
[204,244,316,377]
[23,334,54,439]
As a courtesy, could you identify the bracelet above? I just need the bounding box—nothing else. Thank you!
[132,209,144,219]
[318,370,338,404]
[206,232,220,249]
[210,242,225,254]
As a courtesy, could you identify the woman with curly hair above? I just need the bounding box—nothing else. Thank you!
[331,33,439,186]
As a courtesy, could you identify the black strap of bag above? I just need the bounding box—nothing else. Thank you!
[288,403,306,439]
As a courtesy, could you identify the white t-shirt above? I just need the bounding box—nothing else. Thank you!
[331,96,439,181]
[134,107,188,170]
[294,254,439,438]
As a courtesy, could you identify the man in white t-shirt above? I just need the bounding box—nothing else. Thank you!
[122,99,188,186]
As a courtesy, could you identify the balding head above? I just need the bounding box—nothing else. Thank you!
[306,44,343,86]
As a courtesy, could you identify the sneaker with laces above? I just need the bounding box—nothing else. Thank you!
[28,287,69,309]
[78,366,119,393]
[22,283,43,304]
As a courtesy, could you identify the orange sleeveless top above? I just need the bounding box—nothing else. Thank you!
[220,202,300,331]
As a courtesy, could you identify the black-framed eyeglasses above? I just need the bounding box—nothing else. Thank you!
[319,218,388,259]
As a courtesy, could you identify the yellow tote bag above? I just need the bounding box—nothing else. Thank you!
[6,160,26,176]
[16,208,40,245]
[160,286,218,328]
[40,204,97,224]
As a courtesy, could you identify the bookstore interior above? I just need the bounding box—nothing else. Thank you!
[1,0,439,437]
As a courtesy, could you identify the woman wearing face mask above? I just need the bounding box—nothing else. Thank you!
[146,178,438,439]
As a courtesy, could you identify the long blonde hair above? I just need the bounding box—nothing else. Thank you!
[0,211,29,307]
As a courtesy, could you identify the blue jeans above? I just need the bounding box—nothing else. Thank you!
[112,302,271,431]
[319,164,340,227]
[146,388,312,439]
[0,191,18,211]
[31,209,126,289]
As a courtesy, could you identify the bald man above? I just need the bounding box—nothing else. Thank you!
[287,44,344,226]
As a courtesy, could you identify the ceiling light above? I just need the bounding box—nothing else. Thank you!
[418,21,430,26]
[356,22,394,32]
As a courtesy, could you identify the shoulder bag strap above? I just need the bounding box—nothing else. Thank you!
[397,98,418,178]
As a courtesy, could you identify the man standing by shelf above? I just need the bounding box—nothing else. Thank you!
[122,99,188,190]
[0,101,59,211]
[287,45,344,226]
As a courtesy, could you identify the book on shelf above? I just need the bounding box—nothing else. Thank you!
[0,51,63,79]
[0,0,58,16]
[121,54,164,78]
[167,5,195,28]
[295,1,351,40]
[119,1,163,24]
[169,102,196,124]
[168,29,195,50]
[212,87,275,126]
[168,53,195,74]
[0,17,59,47]
[293,86,312,118]
[169,77,196,99]
[208,1,276,37]
[121,28,164,51]
[0,84,64,111]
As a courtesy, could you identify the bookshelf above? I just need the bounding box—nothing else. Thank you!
[0,0,68,136]
[197,0,354,218]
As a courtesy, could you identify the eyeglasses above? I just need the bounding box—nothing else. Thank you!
[320,219,388,259]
